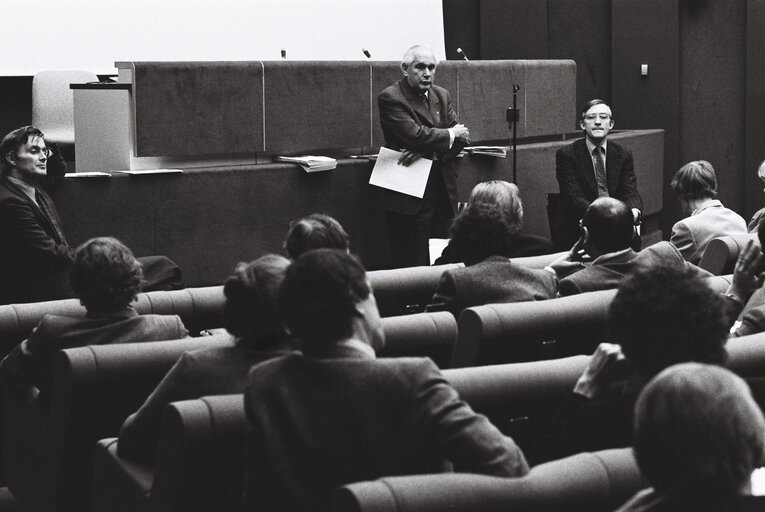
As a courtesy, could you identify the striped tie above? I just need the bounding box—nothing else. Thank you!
[593,147,609,197]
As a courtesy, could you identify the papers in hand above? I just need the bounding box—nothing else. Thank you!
[368,147,432,199]
[465,146,507,158]
[276,155,337,172]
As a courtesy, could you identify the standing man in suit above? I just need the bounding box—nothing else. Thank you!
[244,249,528,511]
[553,99,643,251]
[376,45,470,268]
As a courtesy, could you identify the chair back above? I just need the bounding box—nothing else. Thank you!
[379,311,456,368]
[332,448,643,512]
[3,334,233,512]
[32,70,99,145]
[699,233,759,275]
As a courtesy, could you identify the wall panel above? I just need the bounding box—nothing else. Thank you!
[479,0,548,59]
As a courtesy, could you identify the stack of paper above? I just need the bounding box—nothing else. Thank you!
[465,146,508,158]
[276,155,337,172]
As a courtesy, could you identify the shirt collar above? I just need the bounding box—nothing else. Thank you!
[335,338,376,359]
[591,247,634,265]
[6,176,38,204]
[691,199,723,216]
[585,138,608,156]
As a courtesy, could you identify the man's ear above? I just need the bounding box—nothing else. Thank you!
[579,120,585,131]
[401,63,408,75]
[580,225,590,245]
[4,153,15,167]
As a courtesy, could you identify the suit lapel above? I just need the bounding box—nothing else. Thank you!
[399,79,435,126]
[605,144,621,193]
[3,179,66,243]
[574,139,598,194]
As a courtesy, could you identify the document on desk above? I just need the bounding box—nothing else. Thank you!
[368,147,432,198]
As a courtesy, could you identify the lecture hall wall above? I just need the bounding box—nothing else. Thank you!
[2,0,764,241]
[443,0,764,240]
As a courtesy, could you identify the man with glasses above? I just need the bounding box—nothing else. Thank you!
[551,99,643,251]
[0,126,73,304]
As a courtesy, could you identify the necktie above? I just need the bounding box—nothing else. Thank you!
[593,147,609,197]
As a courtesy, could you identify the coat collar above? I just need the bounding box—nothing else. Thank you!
[398,78,436,125]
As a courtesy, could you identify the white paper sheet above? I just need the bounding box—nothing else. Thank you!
[368,147,432,199]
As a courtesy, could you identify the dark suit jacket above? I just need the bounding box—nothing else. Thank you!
[558,242,709,296]
[426,256,558,317]
[0,177,74,304]
[0,307,188,402]
[244,349,529,512]
[554,139,643,248]
[118,340,293,465]
[433,233,554,265]
[375,78,463,215]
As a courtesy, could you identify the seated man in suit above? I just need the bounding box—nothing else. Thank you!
[552,99,642,251]
[118,254,293,464]
[283,213,350,259]
[244,249,528,511]
[0,237,188,404]
[670,160,747,265]
[549,197,709,296]
[538,263,730,463]
[617,363,765,511]
[426,200,557,316]
[0,126,183,305]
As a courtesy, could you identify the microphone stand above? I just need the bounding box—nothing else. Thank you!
[506,84,520,183]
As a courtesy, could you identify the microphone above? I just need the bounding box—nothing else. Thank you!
[362,48,372,59]
[281,48,287,59]
[456,48,469,61]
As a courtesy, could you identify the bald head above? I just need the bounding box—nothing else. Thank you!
[582,197,634,253]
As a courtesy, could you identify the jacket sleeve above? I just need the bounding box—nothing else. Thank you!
[378,88,453,153]
[411,360,529,477]
[670,220,699,263]
[426,271,460,317]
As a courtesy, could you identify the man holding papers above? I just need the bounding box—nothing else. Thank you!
[375,44,470,267]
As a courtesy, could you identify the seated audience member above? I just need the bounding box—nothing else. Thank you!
[244,249,528,512]
[748,159,765,232]
[670,160,747,264]
[616,363,765,512]
[426,201,557,316]
[538,263,730,463]
[549,197,709,296]
[0,237,188,403]
[118,254,292,465]
[0,126,183,305]
[729,221,765,337]
[434,180,553,265]
[283,213,350,258]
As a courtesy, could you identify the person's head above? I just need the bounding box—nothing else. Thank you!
[283,213,350,259]
[608,263,729,381]
[449,202,519,266]
[468,180,524,230]
[279,249,384,354]
[223,254,290,346]
[579,99,613,145]
[757,159,765,192]
[580,197,634,255]
[401,45,438,93]
[69,237,144,315]
[634,363,765,499]
[0,126,50,183]
[670,160,718,208]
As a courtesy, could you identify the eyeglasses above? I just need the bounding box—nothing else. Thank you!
[27,146,53,158]
[584,113,612,121]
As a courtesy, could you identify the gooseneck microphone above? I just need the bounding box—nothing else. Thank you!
[456,48,469,61]
[362,48,372,59]
[281,48,287,59]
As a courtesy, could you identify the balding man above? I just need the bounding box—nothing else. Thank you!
[548,197,708,295]
[375,44,470,268]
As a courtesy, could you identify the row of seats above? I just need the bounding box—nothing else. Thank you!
[81,333,765,512]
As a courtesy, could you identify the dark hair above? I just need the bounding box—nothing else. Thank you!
[283,213,350,259]
[0,126,44,176]
[580,99,612,122]
[223,254,290,345]
[634,363,765,499]
[69,237,144,314]
[582,197,634,253]
[279,249,370,349]
[449,202,520,265]
[608,263,728,379]
[670,160,718,201]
